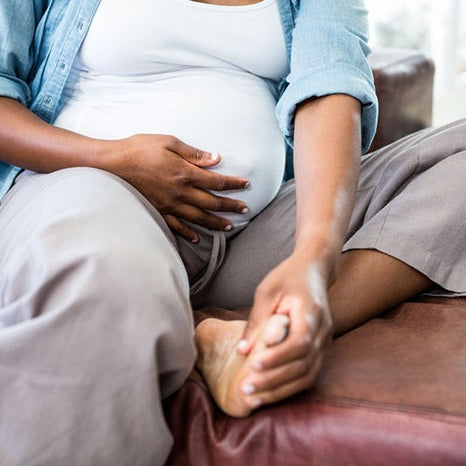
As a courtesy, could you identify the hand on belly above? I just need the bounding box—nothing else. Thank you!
[54,70,286,237]
[102,133,251,243]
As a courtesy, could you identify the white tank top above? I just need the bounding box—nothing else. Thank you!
[54,0,290,228]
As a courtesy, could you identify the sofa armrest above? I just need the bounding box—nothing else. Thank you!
[368,48,435,152]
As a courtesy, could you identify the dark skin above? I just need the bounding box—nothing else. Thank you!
[1,1,434,416]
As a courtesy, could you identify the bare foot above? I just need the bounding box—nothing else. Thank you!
[195,314,289,418]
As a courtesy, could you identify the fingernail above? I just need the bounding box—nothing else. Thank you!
[241,382,256,395]
[241,207,249,214]
[210,152,219,162]
[252,360,263,370]
[237,339,248,352]
[249,397,262,409]
[224,224,233,232]
[191,236,199,244]
[243,181,251,189]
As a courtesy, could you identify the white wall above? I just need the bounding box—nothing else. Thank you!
[365,0,466,124]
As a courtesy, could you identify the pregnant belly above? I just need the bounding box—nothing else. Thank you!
[54,70,286,228]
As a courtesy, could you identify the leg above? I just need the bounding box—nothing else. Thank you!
[193,182,436,318]
[195,118,466,310]
[192,120,466,415]
[329,249,433,336]
[0,168,195,465]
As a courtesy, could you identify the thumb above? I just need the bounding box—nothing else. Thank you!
[170,138,221,167]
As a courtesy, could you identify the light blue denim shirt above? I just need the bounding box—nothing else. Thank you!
[0,0,378,200]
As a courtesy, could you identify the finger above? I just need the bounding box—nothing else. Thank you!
[166,137,221,168]
[240,352,311,396]
[250,331,310,371]
[173,204,233,232]
[183,188,249,215]
[192,167,250,191]
[237,289,282,355]
[244,353,323,410]
[164,215,199,243]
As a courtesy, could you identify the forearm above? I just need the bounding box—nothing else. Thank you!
[0,97,110,172]
[293,93,362,282]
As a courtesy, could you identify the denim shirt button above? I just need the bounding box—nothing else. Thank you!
[78,22,85,32]
[60,63,66,72]
[45,97,53,106]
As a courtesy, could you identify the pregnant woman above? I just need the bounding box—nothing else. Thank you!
[1,0,465,464]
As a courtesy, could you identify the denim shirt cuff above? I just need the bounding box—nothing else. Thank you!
[276,63,379,154]
[0,74,31,106]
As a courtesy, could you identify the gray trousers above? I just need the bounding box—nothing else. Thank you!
[1,120,466,465]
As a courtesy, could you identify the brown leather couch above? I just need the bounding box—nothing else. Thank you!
[164,50,466,465]
[367,48,435,152]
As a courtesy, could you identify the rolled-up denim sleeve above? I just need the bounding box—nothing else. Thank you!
[276,0,378,154]
[0,1,47,106]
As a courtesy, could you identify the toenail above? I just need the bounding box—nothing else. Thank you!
[241,382,256,395]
